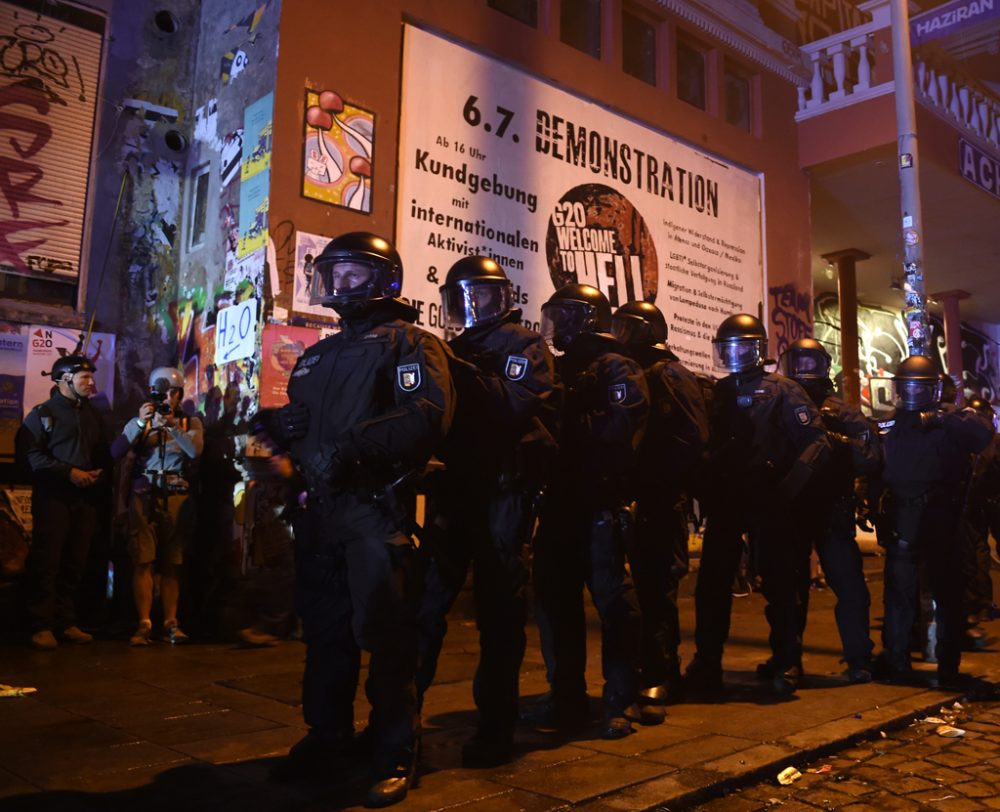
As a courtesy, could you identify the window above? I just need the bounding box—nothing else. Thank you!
[622,9,656,85]
[561,0,601,58]
[0,273,76,308]
[487,0,537,27]
[725,62,752,132]
[676,36,706,110]
[187,164,210,250]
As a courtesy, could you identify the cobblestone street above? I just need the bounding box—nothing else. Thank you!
[690,699,1000,812]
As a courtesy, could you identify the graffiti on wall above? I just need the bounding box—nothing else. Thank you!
[303,89,374,212]
[0,3,103,281]
[814,293,1000,412]
[768,283,812,358]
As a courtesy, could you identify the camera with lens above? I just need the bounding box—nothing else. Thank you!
[149,388,172,415]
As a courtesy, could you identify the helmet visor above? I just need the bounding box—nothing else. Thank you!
[611,313,654,348]
[440,279,513,329]
[778,348,829,380]
[893,378,941,411]
[308,257,385,306]
[713,339,765,373]
[541,301,592,352]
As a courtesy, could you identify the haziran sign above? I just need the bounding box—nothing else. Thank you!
[911,0,1000,45]
[959,138,1000,201]
[396,26,764,376]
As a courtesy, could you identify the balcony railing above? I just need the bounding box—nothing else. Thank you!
[793,0,1000,152]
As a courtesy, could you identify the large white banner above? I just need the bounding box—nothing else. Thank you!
[397,26,764,374]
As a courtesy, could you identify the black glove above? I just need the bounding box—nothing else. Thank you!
[919,410,943,431]
[776,460,812,505]
[254,402,310,447]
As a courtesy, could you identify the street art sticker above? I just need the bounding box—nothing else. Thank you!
[302,89,374,213]
[0,2,105,282]
[292,230,337,325]
[396,26,763,375]
[224,247,264,296]
[237,92,273,258]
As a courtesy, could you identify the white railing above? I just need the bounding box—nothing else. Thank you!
[793,0,1000,151]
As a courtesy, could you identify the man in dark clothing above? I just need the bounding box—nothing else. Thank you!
[960,397,999,643]
[874,355,993,684]
[533,284,648,739]
[611,300,708,717]
[259,232,455,808]
[416,256,557,767]
[686,315,831,696]
[17,354,109,649]
[778,338,880,682]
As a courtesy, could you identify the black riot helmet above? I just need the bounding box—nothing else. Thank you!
[611,300,668,351]
[892,354,941,411]
[540,283,612,352]
[778,337,832,381]
[713,313,767,374]
[47,354,96,381]
[440,256,514,330]
[939,373,957,405]
[308,232,402,314]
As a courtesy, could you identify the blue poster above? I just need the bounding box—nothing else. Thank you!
[237,92,274,258]
[0,330,27,419]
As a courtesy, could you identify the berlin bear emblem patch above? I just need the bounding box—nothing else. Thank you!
[794,405,810,425]
[397,363,422,392]
[609,383,627,404]
[504,355,528,381]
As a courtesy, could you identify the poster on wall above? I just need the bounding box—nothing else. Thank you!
[396,26,764,375]
[260,324,320,408]
[0,330,27,419]
[237,92,274,258]
[23,326,115,415]
[0,3,104,283]
[291,231,337,324]
[302,89,374,212]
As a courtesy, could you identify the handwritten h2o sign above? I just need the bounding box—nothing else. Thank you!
[215,298,258,363]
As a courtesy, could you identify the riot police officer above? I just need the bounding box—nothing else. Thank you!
[778,338,879,682]
[260,232,455,807]
[416,256,556,767]
[533,284,648,739]
[686,315,830,696]
[875,355,992,684]
[611,301,708,717]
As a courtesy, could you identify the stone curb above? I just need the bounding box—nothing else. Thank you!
[585,681,992,811]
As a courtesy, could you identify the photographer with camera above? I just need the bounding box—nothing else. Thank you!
[111,367,203,645]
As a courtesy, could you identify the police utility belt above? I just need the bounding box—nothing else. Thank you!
[139,472,190,494]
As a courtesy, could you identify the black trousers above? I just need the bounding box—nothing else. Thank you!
[629,488,689,690]
[882,499,964,675]
[534,498,641,716]
[799,499,873,668]
[416,481,533,740]
[694,508,810,672]
[24,488,99,633]
[294,494,419,775]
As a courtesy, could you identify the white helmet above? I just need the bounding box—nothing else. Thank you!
[149,366,184,394]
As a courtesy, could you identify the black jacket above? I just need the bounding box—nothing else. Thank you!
[551,332,649,504]
[707,368,831,510]
[16,391,110,493]
[286,300,455,492]
[440,310,557,482]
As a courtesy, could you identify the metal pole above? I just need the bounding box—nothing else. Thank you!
[889,0,930,357]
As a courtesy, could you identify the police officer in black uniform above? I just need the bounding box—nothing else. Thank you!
[686,315,830,696]
[778,338,879,682]
[416,256,556,766]
[533,284,648,739]
[260,232,455,807]
[874,356,993,684]
[17,355,109,650]
[611,301,708,717]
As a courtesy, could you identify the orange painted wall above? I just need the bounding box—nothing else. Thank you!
[270,0,812,345]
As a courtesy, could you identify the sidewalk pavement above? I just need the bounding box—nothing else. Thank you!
[1,552,998,811]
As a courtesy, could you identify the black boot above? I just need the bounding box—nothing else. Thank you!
[366,745,417,808]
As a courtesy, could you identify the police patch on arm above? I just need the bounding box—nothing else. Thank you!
[609,383,627,404]
[504,354,528,381]
[397,363,423,392]
[794,405,811,425]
